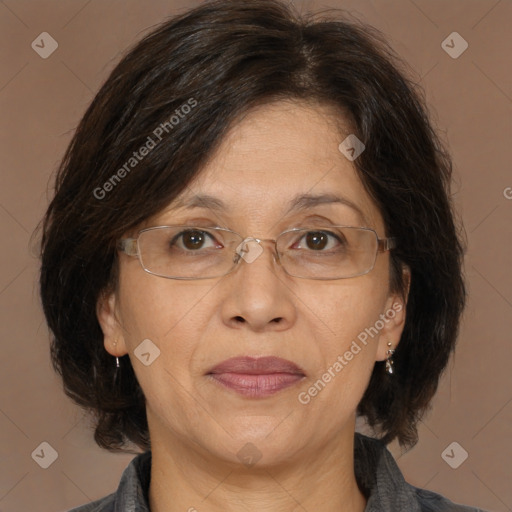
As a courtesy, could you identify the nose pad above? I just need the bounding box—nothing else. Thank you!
[235,237,264,264]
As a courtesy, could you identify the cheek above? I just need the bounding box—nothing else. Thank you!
[116,276,210,419]
[116,273,218,400]
[303,273,388,345]
[118,270,210,344]
[295,276,388,404]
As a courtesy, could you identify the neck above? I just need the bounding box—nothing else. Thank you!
[148,419,367,512]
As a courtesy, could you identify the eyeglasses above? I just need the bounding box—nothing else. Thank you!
[118,225,397,280]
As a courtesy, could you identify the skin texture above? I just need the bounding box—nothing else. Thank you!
[97,100,410,512]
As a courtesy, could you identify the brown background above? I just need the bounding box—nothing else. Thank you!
[0,1,511,511]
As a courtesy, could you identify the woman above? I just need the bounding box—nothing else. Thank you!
[39,1,485,510]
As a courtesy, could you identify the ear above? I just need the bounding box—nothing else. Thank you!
[375,264,411,361]
[96,289,128,357]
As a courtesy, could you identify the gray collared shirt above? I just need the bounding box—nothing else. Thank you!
[69,433,487,512]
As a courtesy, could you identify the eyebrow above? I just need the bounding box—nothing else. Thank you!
[171,192,369,224]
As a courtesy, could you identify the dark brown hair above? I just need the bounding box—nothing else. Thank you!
[39,0,466,452]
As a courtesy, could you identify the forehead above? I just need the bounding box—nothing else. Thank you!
[160,100,383,232]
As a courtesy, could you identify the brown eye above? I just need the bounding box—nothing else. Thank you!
[170,229,221,252]
[305,231,328,250]
[295,230,345,252]
[181,230,207,250]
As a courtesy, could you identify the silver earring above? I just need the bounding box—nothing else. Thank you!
[113,340,120,368]
[385,341,395,374]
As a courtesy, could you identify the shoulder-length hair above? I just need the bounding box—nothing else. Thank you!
[39,0,466,452]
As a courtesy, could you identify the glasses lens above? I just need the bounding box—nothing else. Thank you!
[277,227,378,279]
[137,226,241,279]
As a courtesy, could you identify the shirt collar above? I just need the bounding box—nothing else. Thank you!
[354,433,422,511]
[111,432,420,512]
[113,450,151,512]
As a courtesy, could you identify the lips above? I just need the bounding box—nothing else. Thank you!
[207,356,306,398]
[208,356,305,375]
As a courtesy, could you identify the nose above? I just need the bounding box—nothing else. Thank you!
[221,237,297,332]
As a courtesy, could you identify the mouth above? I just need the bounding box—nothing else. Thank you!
[206,356,306,398]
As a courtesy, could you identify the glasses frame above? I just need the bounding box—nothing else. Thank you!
[118,225,397,280]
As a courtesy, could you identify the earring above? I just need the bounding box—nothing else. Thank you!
[385,341,395,374]
[113,339,120,368]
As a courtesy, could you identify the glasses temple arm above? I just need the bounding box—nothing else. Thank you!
[117,238,139,256]
[378,236,397,252]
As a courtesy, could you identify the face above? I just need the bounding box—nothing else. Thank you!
[98,100,408,467]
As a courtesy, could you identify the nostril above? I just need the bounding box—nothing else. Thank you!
[234,316,245,323]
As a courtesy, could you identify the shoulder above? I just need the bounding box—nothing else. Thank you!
[410,480,489,512]
[67,493,115,512]
[354,433,489,512]
[65,450,152,512]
